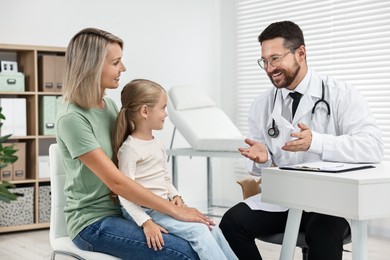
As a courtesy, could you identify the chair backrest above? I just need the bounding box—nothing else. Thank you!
[49,143,68,243]
[168,86,244,151]
[237,177,262,200]
[48,143,122,260]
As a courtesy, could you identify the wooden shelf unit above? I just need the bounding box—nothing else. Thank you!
[0,44,65,233]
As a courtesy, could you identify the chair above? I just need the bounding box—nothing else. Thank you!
[237,177,351,260]
[167,85,244,151]
[49,143,120,260]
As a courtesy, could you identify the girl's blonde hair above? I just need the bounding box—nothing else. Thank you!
[63,28,123,109]
[112,79,165,165]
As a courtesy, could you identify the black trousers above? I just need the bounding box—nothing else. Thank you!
[220,202,351,260]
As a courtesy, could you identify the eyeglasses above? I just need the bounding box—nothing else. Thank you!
[257,51,291,69]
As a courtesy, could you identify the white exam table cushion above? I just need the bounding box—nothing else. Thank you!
[168,86,245,151]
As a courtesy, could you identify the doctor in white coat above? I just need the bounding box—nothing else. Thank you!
[220,21,384,260]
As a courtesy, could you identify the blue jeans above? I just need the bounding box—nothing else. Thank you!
[123,208,237,260]
[73,216,200,260]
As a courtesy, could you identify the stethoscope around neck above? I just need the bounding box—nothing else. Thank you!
[268,81,330,138]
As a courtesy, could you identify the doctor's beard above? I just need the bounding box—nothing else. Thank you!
[268,61,301,89]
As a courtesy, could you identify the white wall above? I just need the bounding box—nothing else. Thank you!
[0,0,242,209]
[0,0,220,101]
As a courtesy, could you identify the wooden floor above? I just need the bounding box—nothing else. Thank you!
[0,228,390,259]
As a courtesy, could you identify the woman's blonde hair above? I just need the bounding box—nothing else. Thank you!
[63,28,123,109]
[112,79,165,165]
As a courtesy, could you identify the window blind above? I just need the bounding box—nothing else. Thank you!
[234,0,390,174]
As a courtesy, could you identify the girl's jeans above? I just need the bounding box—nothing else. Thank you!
[123,208,238,260]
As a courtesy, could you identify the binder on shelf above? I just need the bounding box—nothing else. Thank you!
[38,155,50,179]
[0,165,12,181]
[54,56,65,92]
[0,144,13,181]
[12,142,26,180]
[40,95,62,135]
[0,98,27,136]
[38,55,65,92]
[0,143,26,180]
[38,55,55,92]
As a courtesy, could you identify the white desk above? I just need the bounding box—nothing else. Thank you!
[166,148,241,209]
[261,162,390,260]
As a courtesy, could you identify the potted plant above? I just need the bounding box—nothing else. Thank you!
[0,106,18,203]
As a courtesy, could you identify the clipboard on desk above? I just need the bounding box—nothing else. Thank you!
[279,161,375,173]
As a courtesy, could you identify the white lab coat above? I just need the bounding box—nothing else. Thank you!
[244,69,384,211]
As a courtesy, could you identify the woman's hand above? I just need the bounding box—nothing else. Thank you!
[142,219,168,251]
[172,206,215,228]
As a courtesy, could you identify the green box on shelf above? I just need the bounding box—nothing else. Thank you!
[0,72,25,92]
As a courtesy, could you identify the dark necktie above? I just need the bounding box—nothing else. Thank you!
[289,92,302,119]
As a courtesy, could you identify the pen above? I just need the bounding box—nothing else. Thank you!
[296,166,320,171]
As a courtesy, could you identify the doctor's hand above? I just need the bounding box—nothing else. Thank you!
[238,138,268,163]
[282,123,312,152]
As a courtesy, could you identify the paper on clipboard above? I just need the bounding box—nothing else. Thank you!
[279,161,375,173]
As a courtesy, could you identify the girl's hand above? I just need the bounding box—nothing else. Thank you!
[142,219,168,251]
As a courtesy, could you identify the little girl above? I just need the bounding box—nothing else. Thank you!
[113,79,237,260]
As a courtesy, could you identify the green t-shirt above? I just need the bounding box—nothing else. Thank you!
[56,97,122,240]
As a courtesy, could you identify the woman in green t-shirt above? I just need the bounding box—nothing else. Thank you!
[56,27,212,260]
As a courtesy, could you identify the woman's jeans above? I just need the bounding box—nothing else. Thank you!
[125,208,238,260]
[73,216,200,260]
